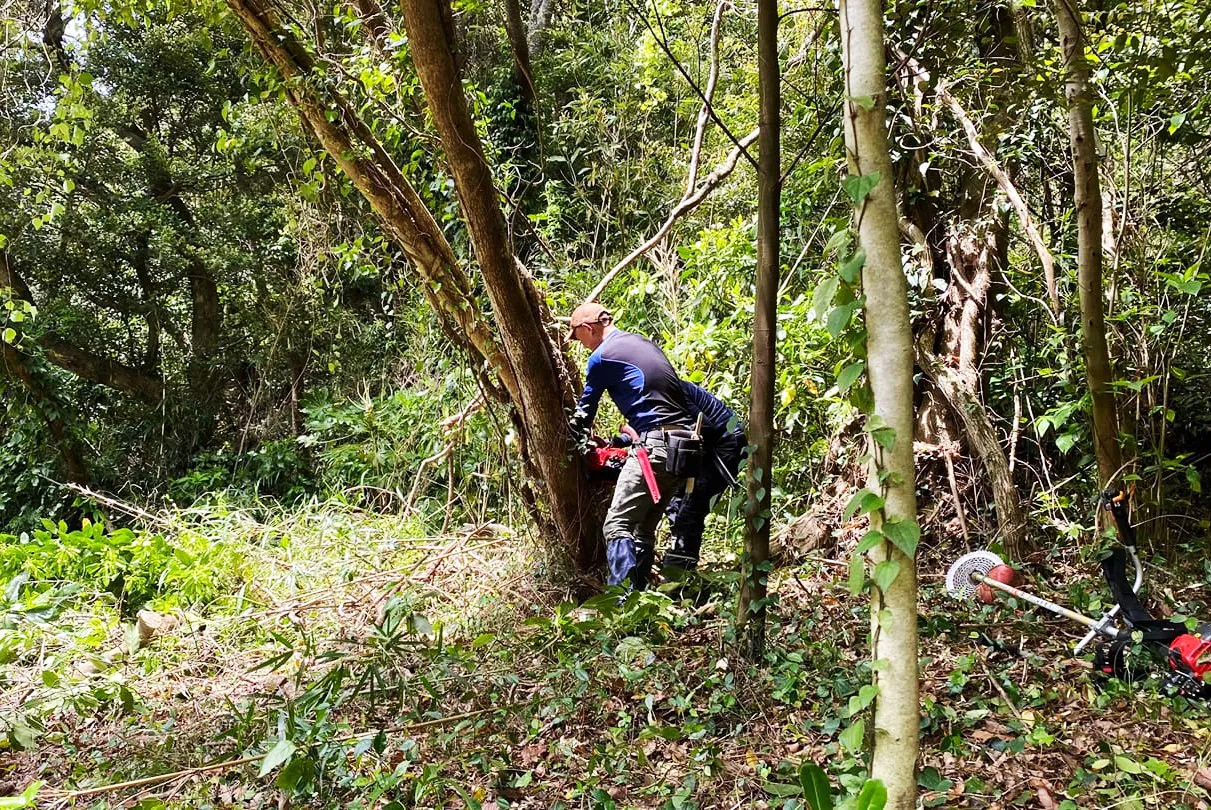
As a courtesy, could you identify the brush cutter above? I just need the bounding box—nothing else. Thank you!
[946,488,1211,700]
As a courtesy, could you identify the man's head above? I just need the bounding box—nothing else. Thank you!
[567,302,614,350]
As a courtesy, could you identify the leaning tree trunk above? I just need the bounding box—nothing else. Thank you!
[227,0,601,579]
[1054,0,1121,487]
[840,0,920,803]
[401,0,597,575]
[736,0,778,660]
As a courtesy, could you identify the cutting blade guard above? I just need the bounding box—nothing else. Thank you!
[946,550,1004,600]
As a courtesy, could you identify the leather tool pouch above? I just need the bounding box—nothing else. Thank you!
[665,430,703,477]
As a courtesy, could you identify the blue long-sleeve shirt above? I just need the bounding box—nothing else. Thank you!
[572,330,692,435]
[681,381,744,444]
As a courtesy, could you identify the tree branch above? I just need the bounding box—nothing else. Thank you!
[584,126,759,303]
[937,81,1061,319]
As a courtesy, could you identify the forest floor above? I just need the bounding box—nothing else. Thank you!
[3,502,1211,809]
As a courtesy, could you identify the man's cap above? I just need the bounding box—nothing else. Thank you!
[566,302,611,339]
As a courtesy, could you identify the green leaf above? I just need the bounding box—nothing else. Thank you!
[813,276,840,322]
[873,559,901,592]
[826,302,856,338]
[849,95,877,111]
[1114,755,1142,774]
[0,782,41,809]
[2,327,15,344]
[847,552,865,596]
[842,172,882,204]
[838,719,864,752]
[763,781,806,797]
[882,519,920,558]
[877,608,894,629]
[258,738,297,777]
[847,683,879,715]
[836,361,865,393]
[839,248,866,283]
[854,529,885,555]
[823,229,852,254]
[842,489,884,521]
[857,779,888,810]
[1169,112,1186,134]
[799,762,833,810]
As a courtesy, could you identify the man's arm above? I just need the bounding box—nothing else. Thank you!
[570,355,604,442]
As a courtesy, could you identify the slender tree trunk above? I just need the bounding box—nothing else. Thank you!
[840,0,920,804]
[502,0,536,112]
[736,0,778,660]
[1054,0,1121,486]
[401,0,597,577]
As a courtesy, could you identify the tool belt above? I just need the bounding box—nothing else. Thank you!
[663,429,703,478]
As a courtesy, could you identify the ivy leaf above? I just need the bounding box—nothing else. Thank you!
[857,779,888,810]
[847,552,865,596]
[838,719,864,752]
[799,762,833,810]
[2,327,15,344]
[839,248,865,283]
[842,172,882,204]
[843,489,884,521]
[873,559,901,592]
[854,528,885,555]
[812,276,839,322]
[836,360,865,393]
[826,302,857,338]
[258,738,297,777]
[882,519,920,558]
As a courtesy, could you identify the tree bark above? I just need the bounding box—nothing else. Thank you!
[840,0,920,803]
[736,0,778,660]
[502,0,537,111]
[401,0,598,577]
[1054,0,1121,487]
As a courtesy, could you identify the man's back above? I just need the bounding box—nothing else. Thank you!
[579,330,691,432]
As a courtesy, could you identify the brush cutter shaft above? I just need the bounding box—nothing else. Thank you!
[971,573,1125,640]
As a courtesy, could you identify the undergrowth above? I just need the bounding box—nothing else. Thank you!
[3,500,1211,810]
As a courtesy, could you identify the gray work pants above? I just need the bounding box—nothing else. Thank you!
[602,432,682,588]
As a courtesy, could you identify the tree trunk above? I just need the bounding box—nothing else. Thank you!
[913,225,1030,559]
[502,0,536,112]
[228,0,602,580]
[736,0,778,660]
[1054,0,1121,487]
[226,0,517,403]
[401,0,598,577]
[840,0,920,804]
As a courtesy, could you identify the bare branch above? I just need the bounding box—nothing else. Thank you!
[584,126,759,304]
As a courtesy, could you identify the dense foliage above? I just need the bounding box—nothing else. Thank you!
[3,0,1211,804]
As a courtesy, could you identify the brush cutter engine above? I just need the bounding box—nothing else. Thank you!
[1164,625,1211,699]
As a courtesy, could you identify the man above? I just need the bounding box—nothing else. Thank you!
[567,302,692,590]
[661,381,746,572]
